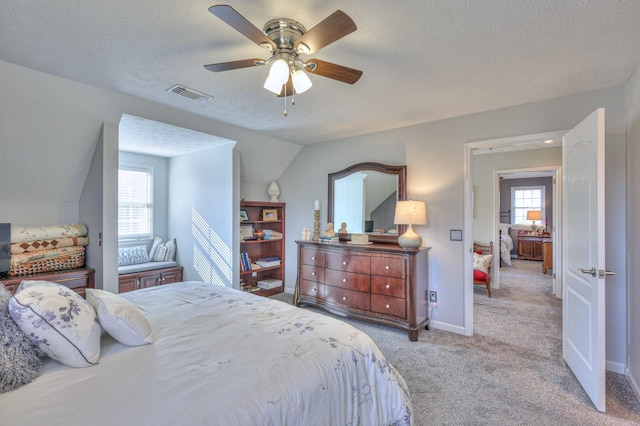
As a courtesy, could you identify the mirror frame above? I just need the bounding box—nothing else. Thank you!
[328,162,407,244]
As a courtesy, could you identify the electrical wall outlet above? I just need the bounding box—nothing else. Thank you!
[429,291,437,303]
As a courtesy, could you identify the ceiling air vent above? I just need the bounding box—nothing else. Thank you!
[167,84,212,103]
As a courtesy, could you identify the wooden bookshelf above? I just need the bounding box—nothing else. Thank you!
[239,201,285,296]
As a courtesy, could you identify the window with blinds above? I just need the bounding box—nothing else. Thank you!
[511,186,545,225]
[118,167,153,240]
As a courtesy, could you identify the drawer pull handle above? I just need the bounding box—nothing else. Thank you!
[342,278,347,283]
[342,296,347,301]
[311,256,316,260]
[312,288,317,292]
[385,266,390,270]
[386,304,391,309]
[311,272,316,276]
[385,284,391,289]
[342,261,347,265]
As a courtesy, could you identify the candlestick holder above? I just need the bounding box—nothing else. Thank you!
[313,210,320,241]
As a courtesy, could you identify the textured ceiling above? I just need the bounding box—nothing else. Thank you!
[1,0,640,146]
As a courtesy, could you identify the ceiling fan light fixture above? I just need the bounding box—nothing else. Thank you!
[264,73,284,94]
[268,58,290,85]
[292,68,312,94]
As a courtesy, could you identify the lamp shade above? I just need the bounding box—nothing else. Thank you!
[394,200,427,225]
[264,58,290,94]
[394,200,427,249]
[526,210,542,221]
[292,69,312,94]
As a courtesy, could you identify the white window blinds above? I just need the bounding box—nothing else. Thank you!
[118,167,152,239]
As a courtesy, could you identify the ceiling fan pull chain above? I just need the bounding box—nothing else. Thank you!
[283,83,288,116]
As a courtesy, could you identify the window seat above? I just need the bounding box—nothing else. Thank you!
[118,261,178,275]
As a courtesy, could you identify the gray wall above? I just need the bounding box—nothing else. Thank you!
[279,86,628,372]
[626,64,640,398]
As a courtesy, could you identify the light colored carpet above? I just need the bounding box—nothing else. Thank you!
[272,259,640,425]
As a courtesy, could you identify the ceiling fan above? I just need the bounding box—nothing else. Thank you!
[204,5,363,113]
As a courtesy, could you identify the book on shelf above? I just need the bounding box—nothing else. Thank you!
[256,257,281,268]
[240,252,252,271]
[318,236,339,244]
[257,278,282,289]
[262,230,283,240]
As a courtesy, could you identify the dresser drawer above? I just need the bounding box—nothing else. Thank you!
[325,269,370,292]
[371,276,406,298]
[371,294,406,319]
[300,264,325,283]
[371,256,405,278]
[301,247,325,267]
[326,252,370,274]
[300,280,324,299]
[325,286,370,312]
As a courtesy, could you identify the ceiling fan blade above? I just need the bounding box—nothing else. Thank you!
[294,10,356,54]
[277,76,294,98]
[209,5,276,50]
[306,59,362,84]
[204,58,264,72]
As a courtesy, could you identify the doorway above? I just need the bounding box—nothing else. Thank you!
[463,130,566,336]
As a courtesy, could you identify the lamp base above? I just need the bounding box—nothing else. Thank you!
[398,224,422,249]
[530,223,538,233]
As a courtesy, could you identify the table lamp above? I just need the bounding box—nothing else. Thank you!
[394,200,427,249]
[526,210,542,233]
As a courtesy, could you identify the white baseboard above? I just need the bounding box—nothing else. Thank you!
[628,369,640,403]
[429,320,466,335]
[283,287,295,295]
[606,360,626,374]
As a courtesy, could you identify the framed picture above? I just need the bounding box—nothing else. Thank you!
[240,224,256,240]
[262,209,278,221]
[240,209,249,222]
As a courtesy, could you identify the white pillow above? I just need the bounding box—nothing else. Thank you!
[9,281,101,368]
[473,252,493,274]
[86,289,153,346]
[498,223,511,235]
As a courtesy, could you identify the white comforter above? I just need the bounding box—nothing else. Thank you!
[500,232,513,266]
[1,282,412,426]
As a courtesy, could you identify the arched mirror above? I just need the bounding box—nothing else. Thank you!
[328,162,407,243]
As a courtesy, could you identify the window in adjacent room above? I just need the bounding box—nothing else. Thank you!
[511,186,545,225]
[118,166,153,240]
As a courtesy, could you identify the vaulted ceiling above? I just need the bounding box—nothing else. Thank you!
[2,1,640,146]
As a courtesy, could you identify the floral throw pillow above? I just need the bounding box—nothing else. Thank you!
[473,252,493,274]
[9,281,101,368]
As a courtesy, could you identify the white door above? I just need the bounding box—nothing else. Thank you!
[562,108,607,412]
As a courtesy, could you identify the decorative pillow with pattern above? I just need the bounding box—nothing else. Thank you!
[86,289,153,347]
[0,285,42,393]
[9,281,101,368]
[473,252,493,274]
[118,245,149,267]
[149,237,176,262]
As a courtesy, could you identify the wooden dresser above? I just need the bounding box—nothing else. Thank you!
[517,231,552,273]
[1,267,95,298]
[295,241,430,341]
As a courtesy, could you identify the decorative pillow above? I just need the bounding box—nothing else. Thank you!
[473,252,493,274]
[498,223,511,235]
[118,246,149,267]
[150,237,176,262]
[9,281,101,368]
[86,289,153,347]
[473,269,488,282]
[148,235,163,261]
[0,285,42,393]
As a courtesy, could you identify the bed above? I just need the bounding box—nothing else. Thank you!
[498,223,514,266]
[1,281,412,425]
